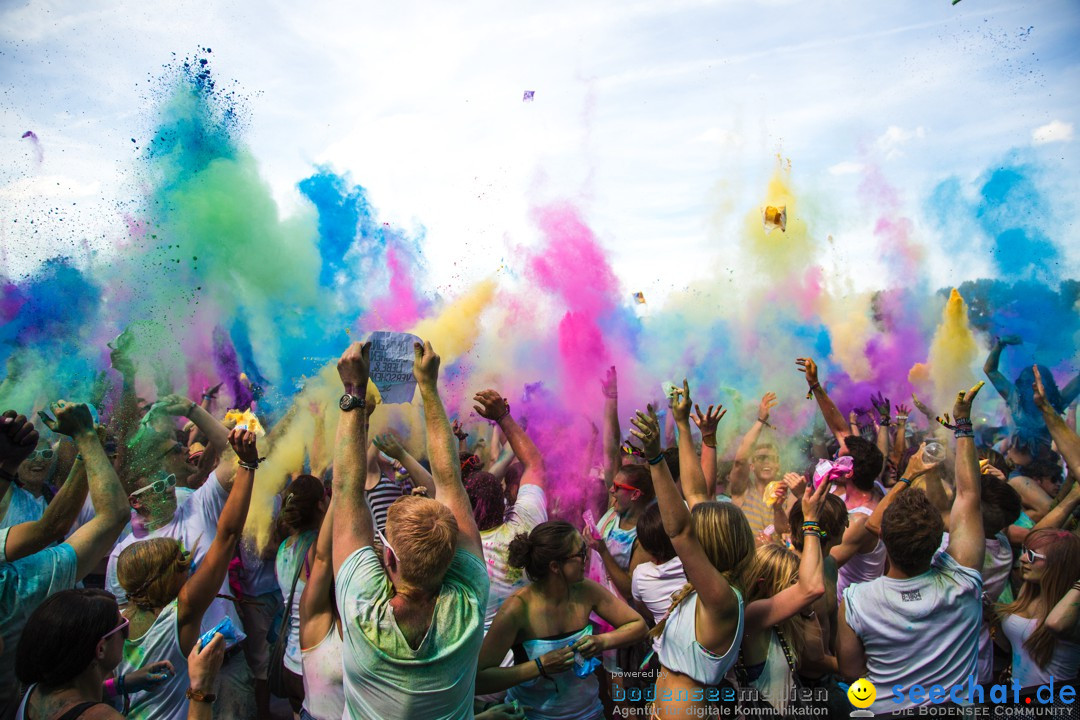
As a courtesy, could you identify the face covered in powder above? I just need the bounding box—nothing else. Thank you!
[750,445,780,483]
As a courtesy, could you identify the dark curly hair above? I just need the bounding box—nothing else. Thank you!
[465,471,506,531]
[881,489,944,575]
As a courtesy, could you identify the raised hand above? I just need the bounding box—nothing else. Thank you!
[156,394,196,417]
[691,403,727,435]
[911,392,934,420]
[998,335,1022,347]
[870,392,891,422]
[228,427,259,466]
[902,442,940,480]
[372,432,406,461]
[473,390,511,421]
[0,411,39,465]
[451,418,468,439]
[801,472,832,523]
[337,341,371,394]
[412,340,440,387]
[1032,366,1053,411]
[40,400,96,438]
[782,471,807,497]
[758,392,778,423]
[895,403,912,422]
[796,357,819,388]
[629,406,663,459]
[671,379,693,424]
[601,366,618,399]
[953,381,985,420]
[202,382,223,400]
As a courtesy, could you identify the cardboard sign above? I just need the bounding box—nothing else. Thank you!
[369,331,421,404]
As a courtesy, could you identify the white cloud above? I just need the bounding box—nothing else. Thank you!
[875,125,926,159]
[828,161,863,175]
[1032,119,1074,145]
[695,128,743,146]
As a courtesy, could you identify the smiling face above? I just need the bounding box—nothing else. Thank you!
[750,446,780,483]
[847,678,876,709]
[17,439,58,491]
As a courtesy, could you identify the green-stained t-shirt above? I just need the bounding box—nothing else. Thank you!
[336,545,490,720]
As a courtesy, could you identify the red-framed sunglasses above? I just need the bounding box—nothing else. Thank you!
[612,480,640,495]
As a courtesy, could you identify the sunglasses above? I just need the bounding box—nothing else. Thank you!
[1021,547,1047,563]
[130,474,177,498]
[376,526,396,558]
[563,545,588,563]
[752,454,779,463]
[461,455,481,472]
[26,449,55,461]
[612,480,641,495]
[101,615,130,642]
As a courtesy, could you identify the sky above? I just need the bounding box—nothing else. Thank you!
[1,0,1077,303]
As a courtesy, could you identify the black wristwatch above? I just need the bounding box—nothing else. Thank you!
[339,393,367,412]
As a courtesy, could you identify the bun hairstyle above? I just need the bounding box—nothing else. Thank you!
[16,589,118,687]
[508,520,580,582]
[278,474,326,535]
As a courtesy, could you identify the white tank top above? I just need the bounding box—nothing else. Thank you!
[301,622,346,720]
[658,588,744,686]
[1001,614,1080,689]
[505,625,604,720]
[116,601,191,720]
[836,506,886,601]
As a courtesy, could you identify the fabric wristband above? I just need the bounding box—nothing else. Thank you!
[647,453,665,466]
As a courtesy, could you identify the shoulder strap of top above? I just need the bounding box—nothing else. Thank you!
[55,702,104,720]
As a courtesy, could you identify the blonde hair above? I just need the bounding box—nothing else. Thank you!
[650,502,754,640]
[117,537,193,610]
[741,542,807,661]
[386,495,459,593]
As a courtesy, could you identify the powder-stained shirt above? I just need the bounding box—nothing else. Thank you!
[336,546,489,720]
[0,527,78,718]
[739,478,773,537]
[844,551,982,715]
[479,484,547,630]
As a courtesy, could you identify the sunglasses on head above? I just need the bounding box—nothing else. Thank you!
[26,448,55,461]
[130,473,177,498]
[1021,547,1047,563]
[101,615,130,642]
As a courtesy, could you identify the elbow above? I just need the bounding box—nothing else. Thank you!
[802,580,826,605]
[1045,615,1069,636]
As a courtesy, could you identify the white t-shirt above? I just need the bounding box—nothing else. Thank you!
[336,546,489,720]
[631,556,686,654]
[844,551,982,715]
[479,484,547,630]
[106,472,246,646]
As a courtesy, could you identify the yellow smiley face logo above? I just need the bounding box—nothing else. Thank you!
[847,678,876,709]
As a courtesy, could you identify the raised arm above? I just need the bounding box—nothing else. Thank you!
[1034,366,1080,478]
[415,341,482,556]
[373,432,435,497]
[887,404,911,478]
[331,342,373,574]
[4,454,88,562]
[745,482,829,632]
[797,358,850,441]
[177,428,257,653]
[601,366,621,489]
[475,390,544,490]
[730,392,776,498]
[1046,577,1080,638]
[308,400,331,478]
[630,406,739,618]
[43,402,129,579]
[692,403,725,497]
[156,394,233,485]
[945,382,986,570]
[864,446,938,537]
[299,496,336,648]
[983,336,1019,400]
[671,380,722,507]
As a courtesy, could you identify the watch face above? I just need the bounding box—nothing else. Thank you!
[339,394,353,411]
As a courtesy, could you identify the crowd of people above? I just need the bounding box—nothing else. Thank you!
[2,331,1080,720]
